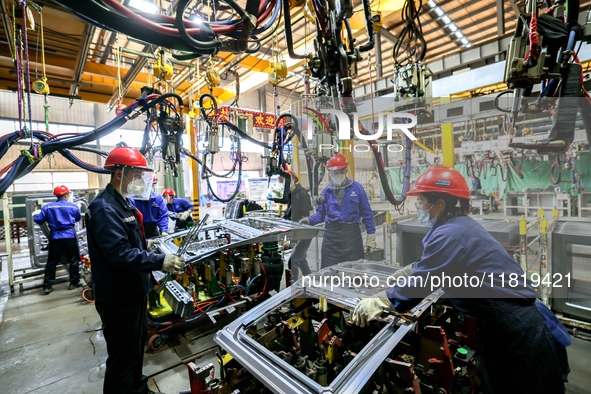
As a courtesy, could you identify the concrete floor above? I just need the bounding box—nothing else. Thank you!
[1,230,591,394]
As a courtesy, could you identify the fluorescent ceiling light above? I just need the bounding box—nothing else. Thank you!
[192,15,202,22]
[465,43,472,48]
[448,23,458,32]
[428,0,436,7]
[461,38,469,45]
[442,15,451,24]
[455,31,464,39]
[434,7,444,16]
[128,0,158,13]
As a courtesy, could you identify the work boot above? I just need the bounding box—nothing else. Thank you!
[68,281,83,290]
[43,288,53,295]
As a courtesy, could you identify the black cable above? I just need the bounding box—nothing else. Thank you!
[392,0,426,67]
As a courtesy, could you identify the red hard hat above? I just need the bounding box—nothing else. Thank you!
[104,146,152,171]
[162,188,175,197]
[407,166,470,200]
[53,185,70,197]
[327,153,348,170]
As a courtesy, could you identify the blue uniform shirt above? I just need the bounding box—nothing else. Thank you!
[167,198,193,215]
[130,193,169,233]
[34,199,81,239]
[385,215,537,312]
[308,180,375,234]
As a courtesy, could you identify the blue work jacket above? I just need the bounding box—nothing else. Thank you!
[87,184,165,304]
[385,215,537,312]
[167,198,193,215]
[308,180,375,234]
[34,199,81,240]
[130,193,169,233]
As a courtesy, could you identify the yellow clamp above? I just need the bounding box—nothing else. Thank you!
[154,50,173,81]
[32,78,50,95]
[205,66,220,87]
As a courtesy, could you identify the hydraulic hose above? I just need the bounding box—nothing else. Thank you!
[283,0,306,59]
[358,0,374,52]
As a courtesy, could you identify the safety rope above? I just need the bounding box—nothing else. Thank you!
[20,0,34,147]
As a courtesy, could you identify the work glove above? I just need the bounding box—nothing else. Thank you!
[351,291,394,328]
[161,232,168,236]
[299,217,310,225]
[162,254,185,275]
[366,234,376,254]
[147,239,159,252]
[179,210,192,221]
[393,263,414,279]
[32,209,41,217]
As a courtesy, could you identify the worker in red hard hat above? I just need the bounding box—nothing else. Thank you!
[33,185,83,294]
[86,146,184,394]
[283,169,313,280]
[299,153,376,268]
[162,188,194,231]
[351,166,570,393]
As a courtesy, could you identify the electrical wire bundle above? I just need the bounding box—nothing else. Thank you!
[358,125,413,212]
[53,0,281,58]
[0,92,181,196]
[392,0,426,68]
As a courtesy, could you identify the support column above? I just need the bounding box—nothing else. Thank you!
[188,116,200,221]
[441,123,455,168]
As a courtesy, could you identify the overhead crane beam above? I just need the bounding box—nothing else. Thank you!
[69,24,96,97]
[1,0,14,59]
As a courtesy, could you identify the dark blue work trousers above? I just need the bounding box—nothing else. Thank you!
[43,238,80,289]
[95,298,149,394]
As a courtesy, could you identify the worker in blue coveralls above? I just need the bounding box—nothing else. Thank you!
[86,146,184,394]
[351,166,570,394]
[299,153,376,268]
[162,188,194,230]
[33,185,82,294]
[130,176,169,238]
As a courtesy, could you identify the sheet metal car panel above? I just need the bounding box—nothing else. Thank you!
[215,260,444,394]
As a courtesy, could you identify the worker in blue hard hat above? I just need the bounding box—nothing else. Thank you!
[299,153,376,268]
[33,185,83,294]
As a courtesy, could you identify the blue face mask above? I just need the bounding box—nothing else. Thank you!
[417,203,438,228]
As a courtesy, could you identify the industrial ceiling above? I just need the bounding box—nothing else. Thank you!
[0,0,587,109]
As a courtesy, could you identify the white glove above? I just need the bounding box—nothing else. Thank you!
[366,234,376,253]
[180,210,192,221]
[32,209,41,217]
[162,254,185,274]
[161,232,168,236]
[299,217,310,225]
[393,263,414,279]
[147,239,159,252]
[351,291,394,328]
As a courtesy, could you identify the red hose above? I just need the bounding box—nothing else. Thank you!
[102,0,275,36]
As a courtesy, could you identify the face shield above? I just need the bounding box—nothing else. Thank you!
[329,168,347,186]
[120,168,154,200]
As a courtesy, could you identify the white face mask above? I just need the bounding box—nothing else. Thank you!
[331,173,346,186]
[127,178,147,195]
